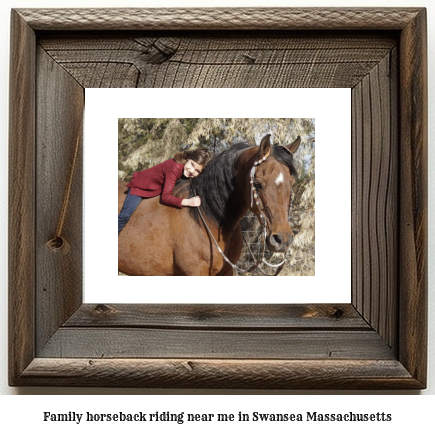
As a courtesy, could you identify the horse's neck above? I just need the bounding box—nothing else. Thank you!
[189,146,254,236]
[202,194,248,237]
[217,157,252,235]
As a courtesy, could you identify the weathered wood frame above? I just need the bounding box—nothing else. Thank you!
[9,8,427,388]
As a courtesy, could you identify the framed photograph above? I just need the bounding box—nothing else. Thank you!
[86,88,349,303]
[9,8,427,388]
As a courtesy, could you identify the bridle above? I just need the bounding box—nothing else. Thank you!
[190,148,293,276]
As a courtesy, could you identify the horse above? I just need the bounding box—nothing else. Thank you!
[118,134,301,276]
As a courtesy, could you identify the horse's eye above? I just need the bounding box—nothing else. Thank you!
[254,182,263,190]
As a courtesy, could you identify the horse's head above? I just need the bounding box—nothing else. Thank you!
[245,134,301,253]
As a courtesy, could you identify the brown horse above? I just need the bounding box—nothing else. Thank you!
[118,134,301,276]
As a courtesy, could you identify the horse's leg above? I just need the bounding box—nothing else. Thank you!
[174,251,216,276]
[216,226,243,276]
[216,263,234,276]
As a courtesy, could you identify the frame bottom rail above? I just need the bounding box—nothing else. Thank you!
[12,357,423,389]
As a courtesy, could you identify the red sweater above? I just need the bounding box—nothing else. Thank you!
[126,159,184,208]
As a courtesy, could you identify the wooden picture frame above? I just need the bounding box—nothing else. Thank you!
[9,8,427,389]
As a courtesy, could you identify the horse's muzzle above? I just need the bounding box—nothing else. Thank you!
[268,232,293,252]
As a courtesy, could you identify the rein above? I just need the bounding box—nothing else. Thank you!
[190,150,287,276]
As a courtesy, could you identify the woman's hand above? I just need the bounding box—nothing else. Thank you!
[182,196,201,207]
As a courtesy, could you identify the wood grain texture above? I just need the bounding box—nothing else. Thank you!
[65,304,368,329]
[8,10,36,386]
[39,33,396,88]
[16,8,422,31]
[398,8,428,386]
[383,47,399,349]
[39,329,395,360]
[351,51,398,351]
[8,7,427,389]
[17,358,420,389]
[351,78,362,312]
[35,48,84,353]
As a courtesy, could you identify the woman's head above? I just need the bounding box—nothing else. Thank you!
[174,148,211,178]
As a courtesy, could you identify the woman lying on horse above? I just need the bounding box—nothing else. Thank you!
[118,148,211,235]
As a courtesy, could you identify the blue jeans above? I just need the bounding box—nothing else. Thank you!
[118,189,143,235]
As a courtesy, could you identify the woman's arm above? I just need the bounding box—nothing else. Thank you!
[161,163,201,208]
[160,167,184,208]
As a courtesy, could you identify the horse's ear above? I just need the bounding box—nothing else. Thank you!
[286,136,301,155]
[258,134,272,159]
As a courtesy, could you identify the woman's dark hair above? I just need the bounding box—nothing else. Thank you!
[174,148,211,168]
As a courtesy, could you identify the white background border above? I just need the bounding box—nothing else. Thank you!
[84,88,351,304]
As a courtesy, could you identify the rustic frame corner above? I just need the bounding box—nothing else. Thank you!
[9,7,427,389]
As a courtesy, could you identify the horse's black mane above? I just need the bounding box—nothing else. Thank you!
[174,142,298,231]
